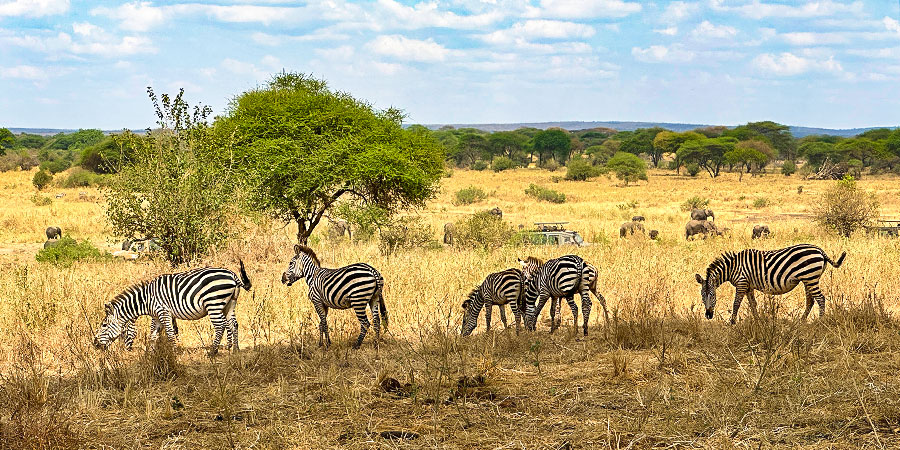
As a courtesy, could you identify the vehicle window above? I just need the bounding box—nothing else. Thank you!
[573,233,584,244]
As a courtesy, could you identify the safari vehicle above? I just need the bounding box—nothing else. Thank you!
[865,220,900,237]
[524,222,588,247]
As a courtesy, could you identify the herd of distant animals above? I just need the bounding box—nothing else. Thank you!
[87,205,847,354]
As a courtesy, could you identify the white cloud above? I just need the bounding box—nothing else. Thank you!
[371,0,504,30]
[2,23,155,57]
[752,52,843,76]
[846,47,900,59]
[711,0,864,20]
[632,44,695,63]
[885,17,900,36]
[91,2,167,32]
[480,20,595,44]
[526,0,641,19]
[661,1,699,23]
[250,30,350,46]
[0,0,68,17]
[314,45,356,61]
[0,64,48,80]
[653,26,679,36]
[367,35,449,62]
[691,20,737,39]
[221,58,269,80]
[372,61,405,75]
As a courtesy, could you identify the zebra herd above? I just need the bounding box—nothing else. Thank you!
[92,243,846,354]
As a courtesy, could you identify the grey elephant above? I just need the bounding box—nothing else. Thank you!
[620,221,645,238]
[328,219,352,240]
[631,216,645,222]
[690,208,714,221]
[649,230,659,240]
[443,223,455,245]
[752,224,771,239]
[686,220,724,239]
[45,226,62,240]
[489,207,503,219]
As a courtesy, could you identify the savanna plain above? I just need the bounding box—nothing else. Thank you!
[2,167,900,449]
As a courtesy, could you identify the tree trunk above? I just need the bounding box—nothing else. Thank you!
[296,220,310,245]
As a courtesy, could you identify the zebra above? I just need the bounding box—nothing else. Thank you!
[518,255,608,334]
[93,261,252,356]
[461,268,526,336]
[281,244,387,349]
[695,244,846,324]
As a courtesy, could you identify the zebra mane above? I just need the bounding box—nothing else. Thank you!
[524,256,543,266]
[293,244,321,267]
[706,252,736,278]
[109,279,151,308]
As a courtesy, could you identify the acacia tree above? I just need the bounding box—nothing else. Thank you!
[532,129,571,164]
[653,130,703,168]
[218,72,445,244]
[724,140,772,181]
[677,137,736,178]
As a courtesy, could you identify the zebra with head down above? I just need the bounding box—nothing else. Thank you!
[460,268,525,336]
[518,255,608,335]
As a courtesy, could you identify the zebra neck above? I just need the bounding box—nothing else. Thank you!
[301,257,320,278]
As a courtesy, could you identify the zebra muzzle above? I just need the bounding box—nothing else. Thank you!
[705,309,714,320]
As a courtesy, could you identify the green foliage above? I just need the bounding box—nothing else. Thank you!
[218,72,445,244]
[39,159,71,174]
[13,133,46,149]
[724,140,772,180]
[619,127,665,161]
[451,211,516,250]
[46,129,105,151]
[451,132,489,168]
[472,160,488,171]
[540,159,560,171]
[334,203,390,243]
[32,169,52,190]
[753,197,770,208]
[605,152,647,185]
[781,160,797,176]
[378,216,440,255]
[725,121,796,159]
[35,236,113,267]
[799,141,841,167]
[813,176,879,237]
[565,157,602,181]
[30,194,52,206]
[454,186,488,205]
[106,88,234,264]
[676,137,736,178]
[488,131,528,165]
[652,131,703,167]
[0,128,14,152]
[79,136,134,174]
[686,163,700,177]
[0,149,39,172]
[59,167,109,188]
[681,196,709,211]
[584,142,617,164]
[532,129,571,164]
[492,156,516,172]
[525,184,566,203]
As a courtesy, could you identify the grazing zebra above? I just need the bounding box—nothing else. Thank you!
[518,255,608,334]
[93,261,252,356]
[281,244,387,349]
[695,244,846,324]
[461,268,526,336]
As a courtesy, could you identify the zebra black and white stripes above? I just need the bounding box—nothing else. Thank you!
[93,262,252,356]
[519,255,608,335]
[695,244,846,323]
[281,244,388,349]
[461,268,525,336]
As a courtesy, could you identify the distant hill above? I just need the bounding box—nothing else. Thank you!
[419,121,897,138]
[6,128,144,136]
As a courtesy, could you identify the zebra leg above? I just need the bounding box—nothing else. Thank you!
[369,297,381,349]
[226,311,239,352]
[746,290,759,320]
[512,304,522,335]
[149,317,161,341]
[123,320,137,350]
[156,309,178,345]
[314,304,330,348]
[549,297,558,333]
[529,291,551,331]
[801,284,816,321]
[207,311,227,357]
[580,286,592,336]
[485,302,493,332]
[352,303,371,350]
[807,282,827,318]
[730,289,746,325]
[498,304,508,329]
[566,295,578,334]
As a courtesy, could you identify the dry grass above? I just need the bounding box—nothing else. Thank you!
[2,167,900,448]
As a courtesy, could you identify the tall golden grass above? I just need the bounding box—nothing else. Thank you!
[1,167,899,448]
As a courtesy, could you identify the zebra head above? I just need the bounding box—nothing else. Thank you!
[93,302,126,349]
[517,256,543,280]
[282,244,314,286]
[694,273,717,319]
[460,288,481,336]
[522,275,540,331]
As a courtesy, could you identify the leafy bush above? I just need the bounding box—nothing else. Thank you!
[781,160,797,176]
[451,211,516,250]
[0,150,39,172]
[453,186,488,205]
[378,216,440,255]
[30,194,52,206]
[686,163,700,177]
[472,160,488,171]
[492,156,516,172]
[79,137,134,174]
[606,152,647,185]
[32,170,52,190]
[753,197,770,208]
[525,184,566,203]
[541,159,560,172]
[681,196,709,211]
[813,175,879,237]
[39,159,71,174]
[334,203,390,243]
[565,158,602,181]
[57,167,109,188]
[35,237,113,267]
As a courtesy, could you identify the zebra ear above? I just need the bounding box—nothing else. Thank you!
[517,258,526,268]
[695,273,704,284]
[104,303,112,315]
[293,244,301,255]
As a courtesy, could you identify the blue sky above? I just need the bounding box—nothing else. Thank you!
[1,0,899,129]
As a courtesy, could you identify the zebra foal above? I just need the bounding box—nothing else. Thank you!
[518,255,608,334]
[282,244,387,349]
[695,244,846,323]
[93,261,252,356]
[461,268,525,336]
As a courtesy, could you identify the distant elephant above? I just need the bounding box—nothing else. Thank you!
[489,207,503,219]
[686,220,722,240]
[631,216,645,222]
[620,221,645,238]
[752,224,771,239]
[649,230,659,240]
[443,223,455,245]
[45,226,62,240]
[328,219,352,240]
[691,208,714,221]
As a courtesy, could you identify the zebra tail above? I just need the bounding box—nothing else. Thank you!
[827,251,847,268]
[238,259,252,291]
[376,274,388,330]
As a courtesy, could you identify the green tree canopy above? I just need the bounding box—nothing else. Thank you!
[532,128,571,164]
[799,141,842,167]
[676,137,736,178]
[218,72,445,244]
[488,131,528,164]
[726,121,796,159]
[0,128,14,153]
[47,129,105,150]
[652,131,703,167]
[619,127,666,163]
[14,133,46,149]
[724,140,772,180]
[605,152,647,185]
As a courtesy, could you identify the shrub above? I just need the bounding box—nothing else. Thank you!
[565,158,602,181]
[681,196,709,211]
[606,152,647,185]
[525,184,566,203]
[472,160,488,171]
[541,159,560,171]
[334,203,390,243]
[813,175,879,237]
[686,163,701,177]
[30,194,52,206]
[781,160,797,176]
[492,156,516,172]
[378,216,440,255]
[0,150,39,172]
[753,197,770,208]
[35,237,113,267]
[79,136,133,174]
[58,167,109,188]
[451,211,516,250]
[453,186,488,205]
[32,170,52,190]
[39,159,71,174]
